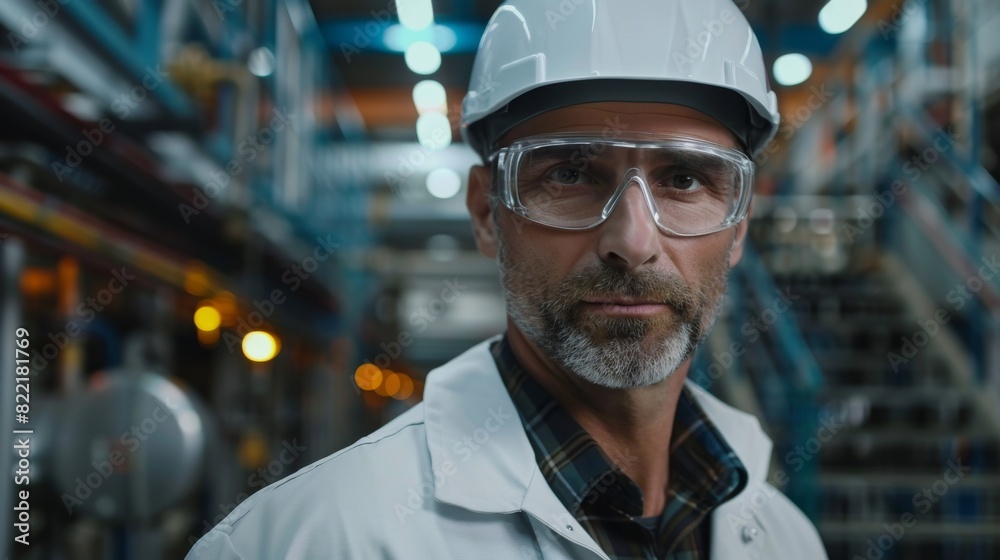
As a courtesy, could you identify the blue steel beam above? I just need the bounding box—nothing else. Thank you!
[60,0,197,119]
[319,19,842,58]
[320,19,484,54]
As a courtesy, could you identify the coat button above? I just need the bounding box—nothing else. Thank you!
[741,525,759,544]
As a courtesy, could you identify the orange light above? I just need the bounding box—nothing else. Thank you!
[393,374,415,400]
[20,268,56,297]
[183,263,211,296]
[242,331,279,362]
[354,364,382,391]
[237,431,268,469]
[384,372,401,397]
[214,291,238,326]
[373,371,391,397]
[194,303,221,331]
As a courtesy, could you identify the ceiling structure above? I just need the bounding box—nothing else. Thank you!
[310,0,853,140]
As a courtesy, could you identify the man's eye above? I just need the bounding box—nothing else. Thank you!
[672,175,699,190]
[548,167,586,184]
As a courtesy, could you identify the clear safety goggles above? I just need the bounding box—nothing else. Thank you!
[490,133,755,237]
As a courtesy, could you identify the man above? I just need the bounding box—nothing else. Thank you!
[188,0,827,558]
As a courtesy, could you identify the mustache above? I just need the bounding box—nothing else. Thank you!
[544,264,697,318]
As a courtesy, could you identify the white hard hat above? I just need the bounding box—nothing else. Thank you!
[461,0,780,159]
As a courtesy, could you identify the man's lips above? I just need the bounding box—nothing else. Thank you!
[579,297,672,317]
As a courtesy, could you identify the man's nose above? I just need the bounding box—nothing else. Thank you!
[596,180,660,270]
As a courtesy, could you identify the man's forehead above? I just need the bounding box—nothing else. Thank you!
[499,102,741,150]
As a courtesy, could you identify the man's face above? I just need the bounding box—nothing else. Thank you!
[467,102,749,389]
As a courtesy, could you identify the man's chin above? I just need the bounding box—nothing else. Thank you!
[573,316,684,347]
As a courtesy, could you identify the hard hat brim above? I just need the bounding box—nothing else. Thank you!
[463,79,774,163]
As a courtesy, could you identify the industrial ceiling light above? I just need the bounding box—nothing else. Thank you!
[773,53,813,86]
[242,331,280,363]
[416,112,452,150]
[397,0,434,31]
[384,24,457,53]
[413,80,448,115]
[247,47,276,77]
[405,41,442,75]
[818,0,868,34]
[426,168,461,198]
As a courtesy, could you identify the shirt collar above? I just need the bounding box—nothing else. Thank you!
[490,333,748,517]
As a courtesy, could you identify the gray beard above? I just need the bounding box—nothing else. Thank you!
[497,235,729,390]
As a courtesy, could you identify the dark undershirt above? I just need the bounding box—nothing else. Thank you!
[635,514,660,533]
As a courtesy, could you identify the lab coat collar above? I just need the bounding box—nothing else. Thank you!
[423,336,774,556]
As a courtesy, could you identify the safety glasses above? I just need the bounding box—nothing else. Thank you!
[490,132,755,237]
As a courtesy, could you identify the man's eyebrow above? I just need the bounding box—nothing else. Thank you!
[526,146,583,161]
[654,150,723,170]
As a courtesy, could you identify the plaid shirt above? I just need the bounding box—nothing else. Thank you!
[491,335,748,560]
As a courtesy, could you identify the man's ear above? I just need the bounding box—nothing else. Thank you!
[467,164,499,258]
[729,201,752,267]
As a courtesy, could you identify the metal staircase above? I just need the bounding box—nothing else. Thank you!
[699,197,1000,558]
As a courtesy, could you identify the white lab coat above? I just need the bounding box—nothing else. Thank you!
[187,337,828,559]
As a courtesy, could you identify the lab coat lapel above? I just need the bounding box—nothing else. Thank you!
[423,336,533,514]
[423,339,778,559]
[423,337,609,559]
[686,383,774,560]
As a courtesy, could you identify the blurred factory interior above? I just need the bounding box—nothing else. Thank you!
[0,0,998,558]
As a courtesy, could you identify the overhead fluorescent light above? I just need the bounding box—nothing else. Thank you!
[426,168,461,199]
[405,41,441,75]
[248,47,276,77]
[397,0,434,31]
[819,0,867,34]
[416,113,452,150]
[384,24,457,53]
[773,53,813,86]
[413,80,448,115]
